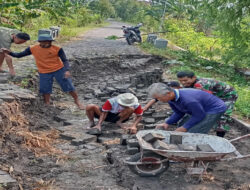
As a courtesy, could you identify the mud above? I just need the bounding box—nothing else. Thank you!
[0,21,249,190]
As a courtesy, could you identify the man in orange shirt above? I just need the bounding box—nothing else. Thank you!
[1,34,84,109]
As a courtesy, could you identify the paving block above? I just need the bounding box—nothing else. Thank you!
[0,76,8,84]
[127,139,140,148]
[144,118,155,124]
[106,87,116,93]
[120,134,129,145]
[170,134,183,144]
[197,144,215,152]
[0,170,16,184]
[136,84,145,89]
[148,108,155,113]
[0,94,15,102]
[126,144,139,155]
[142,133,165,143]
[152,112,167,120]
[144,124,155,129]
[153,140,178,150]
[154,38,168,49]
[53,116,66,122]
[143,111,153,116]
[178,144,196,151]
[147,34,157,44]
[38,29,52,37]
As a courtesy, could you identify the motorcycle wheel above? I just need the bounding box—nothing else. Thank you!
[126,37,134,45]
[138,36,142,43]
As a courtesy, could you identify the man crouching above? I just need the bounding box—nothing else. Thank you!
[86,93,143,134]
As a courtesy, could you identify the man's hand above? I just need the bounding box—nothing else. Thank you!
[155,123,169,130]
[175,126,187,132]
[121,124,137,134]
[64,71,71,78]
[0,48,11,54]
[93,124,101,131]
[128,125,137,134]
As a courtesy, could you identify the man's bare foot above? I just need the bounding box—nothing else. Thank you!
[9,70,16,76]
[92,125,101,131]
[87,121,95,129]
[75,100,85,110]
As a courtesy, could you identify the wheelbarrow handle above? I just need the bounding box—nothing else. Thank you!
[221,134,250,161]
[221,151,250,161]
[230,134,250,143]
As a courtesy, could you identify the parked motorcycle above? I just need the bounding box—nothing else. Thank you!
[122,23,142,45]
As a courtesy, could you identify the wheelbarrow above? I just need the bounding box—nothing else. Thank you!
[124,130,250,180]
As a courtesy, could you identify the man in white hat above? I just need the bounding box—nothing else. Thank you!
[86,93,143,134]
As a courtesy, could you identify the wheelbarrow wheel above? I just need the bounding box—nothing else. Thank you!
[127,152,169,177]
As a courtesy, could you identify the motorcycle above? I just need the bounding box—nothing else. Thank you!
[122,23,142,45]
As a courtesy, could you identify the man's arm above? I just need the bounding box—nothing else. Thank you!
[2,47,32,58]
[129,115,142,134]
[143,99,157,112]
[96,111,108,126]
[93,100,112,129]
[166,103,185,125]
[58,48,70,71]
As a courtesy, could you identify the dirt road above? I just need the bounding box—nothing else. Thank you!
[1,21,250,190]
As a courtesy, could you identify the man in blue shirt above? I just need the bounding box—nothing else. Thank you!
[148,83,226,134]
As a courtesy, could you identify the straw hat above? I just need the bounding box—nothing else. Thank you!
[117,93,138,107]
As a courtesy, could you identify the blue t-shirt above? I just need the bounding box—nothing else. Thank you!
[166,89,226,129]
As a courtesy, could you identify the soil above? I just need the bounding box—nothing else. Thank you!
[0,21,249,190]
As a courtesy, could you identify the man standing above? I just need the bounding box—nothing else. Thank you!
[148,83,226,134]
[177,71,238,137]
[86,93,143,134]
[1,34,84,109]
[0,27,30,76]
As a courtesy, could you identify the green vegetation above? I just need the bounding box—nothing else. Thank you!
[108,0,250,70]
[0,0,108,41]
[140,43,250,119]
[105,35,119,40]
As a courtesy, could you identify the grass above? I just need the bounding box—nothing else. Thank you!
[105,35,119,40]
[139,42,250,119]
[10,15,108,52]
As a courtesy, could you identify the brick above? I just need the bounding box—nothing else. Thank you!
[144,124,155,129]
[126,145,139,155]
[0,170,16,184]
[143,111,153,116]
[153,140,178,150]
[152,112,166,120]
[170,135,183,144]
[136,84,144,89]
[106,87,116,93]
[196,144,215,152]
[178,144,196,151]
[143,133,164,143]
[144,118,155,124]
[127,139,139,148]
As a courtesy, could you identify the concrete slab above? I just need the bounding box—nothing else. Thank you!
[0,170,16,184]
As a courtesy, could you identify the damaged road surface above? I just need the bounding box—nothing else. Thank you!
[0,21,250,190]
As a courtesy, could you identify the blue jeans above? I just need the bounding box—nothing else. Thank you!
[178,112,225,134]
[39,68,75,94]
